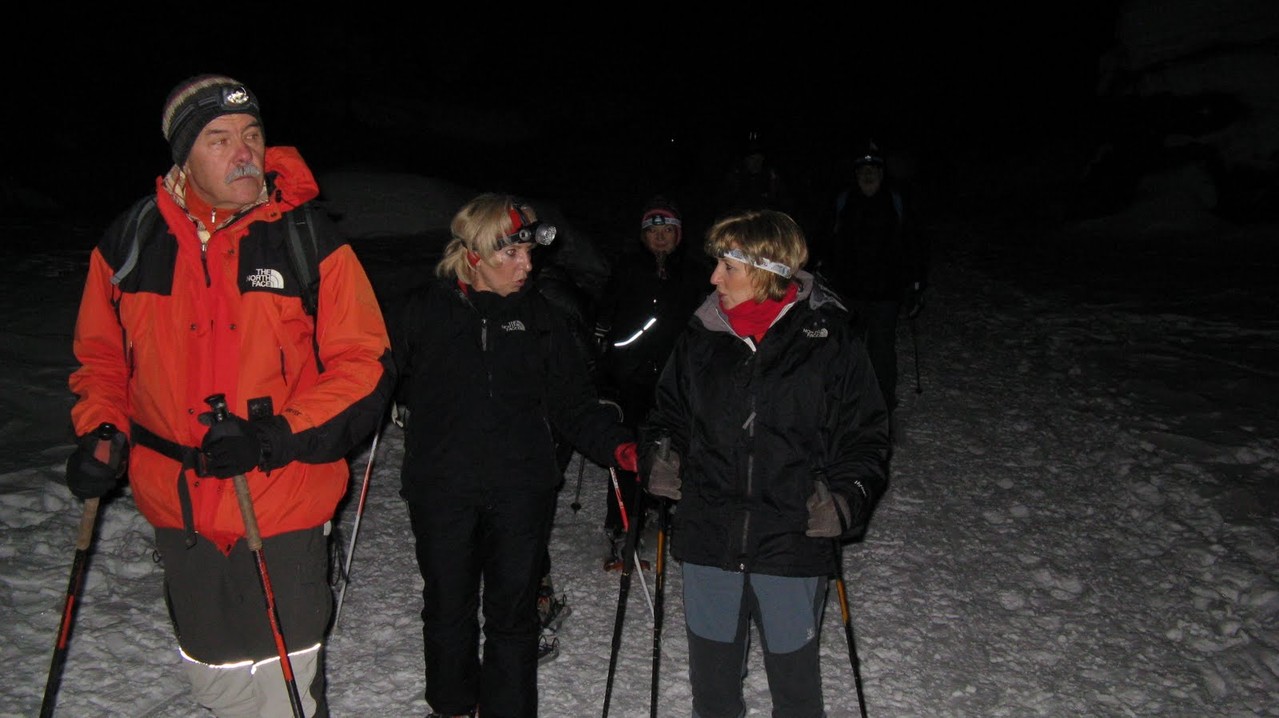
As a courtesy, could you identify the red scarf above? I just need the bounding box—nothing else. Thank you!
[721,283,798,342]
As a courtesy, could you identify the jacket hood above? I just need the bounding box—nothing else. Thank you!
[158,145,320,223]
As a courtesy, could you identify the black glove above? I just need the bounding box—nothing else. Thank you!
[905,282,926,319]
[199,411,265,478]
[65,423,128,500]
[638,435,681,501]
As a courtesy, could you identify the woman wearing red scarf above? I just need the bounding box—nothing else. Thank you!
[637,209,891,718]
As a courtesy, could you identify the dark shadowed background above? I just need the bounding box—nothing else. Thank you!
[8,9,1128,227]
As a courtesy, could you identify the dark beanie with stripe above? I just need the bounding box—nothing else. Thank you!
[161,74,262,166]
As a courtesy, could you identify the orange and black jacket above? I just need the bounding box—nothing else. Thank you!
[69,147,395,553]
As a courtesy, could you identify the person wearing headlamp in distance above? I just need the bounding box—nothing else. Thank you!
[637,208,891,718]
[392,193,637,718]
[592,195,711,571]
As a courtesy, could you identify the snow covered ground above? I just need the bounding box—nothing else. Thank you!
[2,171,1277,717]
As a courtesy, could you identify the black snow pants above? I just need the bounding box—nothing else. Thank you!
[408,486,557,718]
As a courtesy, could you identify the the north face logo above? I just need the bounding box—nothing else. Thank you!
[501,320,527,332]
[803,327,829,338]
[246,268,285,289]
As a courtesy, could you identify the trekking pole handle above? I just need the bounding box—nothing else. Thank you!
[205,393,230,423]
[93,422,119,441]
[204,393,264,551]
[657,436,671,462]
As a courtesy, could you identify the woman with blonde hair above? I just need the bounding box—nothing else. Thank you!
[394,193,637,718]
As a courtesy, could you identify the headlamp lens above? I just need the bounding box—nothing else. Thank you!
[498,221,557,249]
[221,86,255,110]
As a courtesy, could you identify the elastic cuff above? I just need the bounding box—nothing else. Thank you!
[253,415,295,472]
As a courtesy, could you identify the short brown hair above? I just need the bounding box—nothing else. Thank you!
[704,209,808,302]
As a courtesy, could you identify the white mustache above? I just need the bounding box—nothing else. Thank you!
[224,164,263,184]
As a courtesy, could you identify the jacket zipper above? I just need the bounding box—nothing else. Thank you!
[200,239,212,289]
[739,383,758,568]
[481,317,493,398]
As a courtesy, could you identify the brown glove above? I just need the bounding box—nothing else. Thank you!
[805,481,852,538]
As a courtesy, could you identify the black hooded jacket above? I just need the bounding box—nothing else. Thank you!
[394,277,631,501]
[595,242,712,399]
[641,272,891,576]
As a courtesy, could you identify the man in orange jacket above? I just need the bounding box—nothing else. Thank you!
[64,74,395,717]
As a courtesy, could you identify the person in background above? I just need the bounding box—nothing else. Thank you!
[592,195,711,570]
[638,208,890,718]
[63,74,395,717]
[394,193,637,718]
[716,129,793,217]
[817,139,928,438]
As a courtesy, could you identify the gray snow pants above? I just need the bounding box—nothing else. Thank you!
[682,563,827,718]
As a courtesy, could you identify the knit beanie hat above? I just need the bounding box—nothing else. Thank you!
[161,74,262,166]
[640,196,682,243]
[852,139,885,168]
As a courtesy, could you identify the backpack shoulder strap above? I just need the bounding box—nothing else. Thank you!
[281,203,326,371]
[283,204,321,317]
[109,196,158,286]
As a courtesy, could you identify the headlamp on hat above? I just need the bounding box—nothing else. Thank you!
[853,153,885,168]
[641,213,682,230]
[161,74,263,166]
[497,205,556,250]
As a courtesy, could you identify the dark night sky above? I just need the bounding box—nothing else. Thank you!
[11,10,1119,223]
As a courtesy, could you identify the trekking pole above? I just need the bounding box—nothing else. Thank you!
[205,394,305,718]
[909,317,922,395]
[647,501,671,717]
[608,464,655,617]
[334,423,381,629]
[832,538,869,718]
[569,452,587,513]
[649,498,672,717]
[633,543,655,620]
[602,466,646,718]
[647,437,673,717]
[40,425,112,718]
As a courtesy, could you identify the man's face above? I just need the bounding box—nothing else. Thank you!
[183,114,266,210]
[855,164,884,197]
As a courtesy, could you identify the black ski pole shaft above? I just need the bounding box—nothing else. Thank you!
[40,489,102,718]
[647,437,672,717]
[205,394,305,718]
[334,423,381,628]
[649,498,671,718]
[909,317,922,395]
[602,466,645,718]
[569,452,587,513]
[832,538,869,718]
